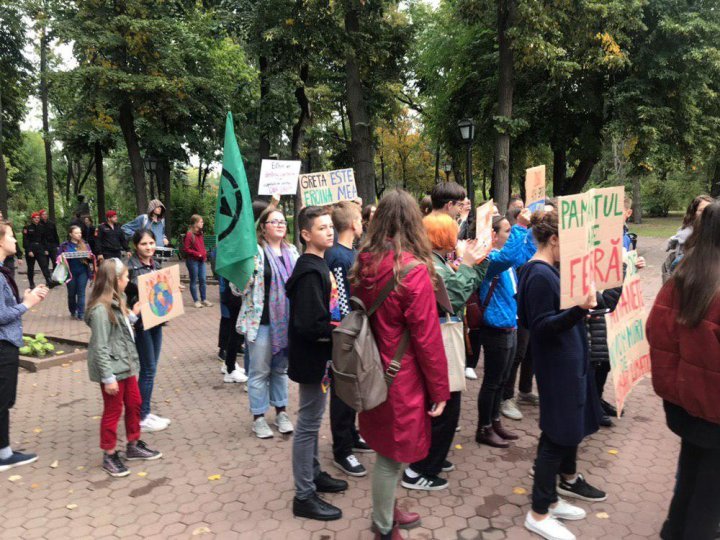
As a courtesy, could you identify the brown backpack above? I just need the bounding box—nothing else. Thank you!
[331,262,420,412]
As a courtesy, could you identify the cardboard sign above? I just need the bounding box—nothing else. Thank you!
[475,199,495,259]
[258,159,302,195]
[298,168,357,207]
[558,186,625,308]
[605,251,650,416]
[137,264,185,329]
[525,165,546,212]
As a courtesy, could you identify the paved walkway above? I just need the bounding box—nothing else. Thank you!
[2,238,679,539]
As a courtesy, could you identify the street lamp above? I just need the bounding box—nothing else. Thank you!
[443,162,452,182]
[457,118,476,208]
[143,153,158,176]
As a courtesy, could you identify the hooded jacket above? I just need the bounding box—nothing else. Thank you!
[285,253,334,384]
[122,199,167,246]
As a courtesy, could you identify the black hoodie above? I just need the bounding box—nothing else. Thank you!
[285,253,333,384]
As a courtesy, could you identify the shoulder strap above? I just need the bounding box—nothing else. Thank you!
[367,260,422,316]
[482,275,501,310]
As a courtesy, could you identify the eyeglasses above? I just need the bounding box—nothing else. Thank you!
[266,219,287,227]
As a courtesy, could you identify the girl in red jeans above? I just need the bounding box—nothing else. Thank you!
[86,259,162,477]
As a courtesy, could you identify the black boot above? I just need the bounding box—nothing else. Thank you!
[315,471,348,493]
[292,493,342,521]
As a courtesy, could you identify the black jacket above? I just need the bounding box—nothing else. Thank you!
[96,222,129,257]
[40,220,60,247]
[587,284,623,364]
[22,223,45,252]
[285,253,333,384]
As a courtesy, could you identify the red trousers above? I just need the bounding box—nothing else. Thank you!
[100,376,141,451]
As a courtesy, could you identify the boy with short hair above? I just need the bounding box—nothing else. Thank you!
[0,221,48,471]
[286,206,347,521]
[325,202,371,478]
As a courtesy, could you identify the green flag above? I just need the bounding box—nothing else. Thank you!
[214,112,256,290]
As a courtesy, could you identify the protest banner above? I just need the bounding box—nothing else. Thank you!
[605,251,651,416]
[258,159,302,196]
[137,264,185,329]
[558,186,625,308]
[475,199,495,259]
[525,165,546,212]
[298,168,357,207]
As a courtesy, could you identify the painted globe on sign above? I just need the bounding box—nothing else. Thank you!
[149,280,174,317]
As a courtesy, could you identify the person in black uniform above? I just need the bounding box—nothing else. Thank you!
[95,210,129,261]
[23,212,52,288]
[39,210,60,270]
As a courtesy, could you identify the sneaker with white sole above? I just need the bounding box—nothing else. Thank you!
[401,471,448,491]
[274,411,294,434]
[0,451,38,472]
[139,416,168,433]
[194,301,203,308]
[557,474,607,502]
[465,367,478,380]
[253,416,274,439]
[125,440,163,461]
[525,512,576,540]
[333,454,367,477]
[201,300,213,307]
[500,398,523,420]
[519,391,540,406]
[224,369,249,383]
[148,413,171,426]
[221,362,242,375]
[102,452,130,477]
[550,499,586,521]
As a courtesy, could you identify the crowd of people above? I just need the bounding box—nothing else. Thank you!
[0,184,717,540]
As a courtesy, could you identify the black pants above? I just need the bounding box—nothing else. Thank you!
[330,377,360,460]
[26,252,52,288]
[465,328,481,369]
[593,361,611,400]
[4,257,16,279]
[503,325,533,400]
[220,301,243,374]
[660,438,720,540]
[0,341,20,450]
[47,244,58,270]
[532,432,578,514]
[477,327,517,427]
[411,391,462,476]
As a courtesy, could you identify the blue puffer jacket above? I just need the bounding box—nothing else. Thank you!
[479,225,536,329]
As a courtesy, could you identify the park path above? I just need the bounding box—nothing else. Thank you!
[1,237,679,540]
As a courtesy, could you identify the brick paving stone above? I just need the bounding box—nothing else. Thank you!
[1,239,682,538]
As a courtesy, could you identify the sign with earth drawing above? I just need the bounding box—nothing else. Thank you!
[137,264,185,329]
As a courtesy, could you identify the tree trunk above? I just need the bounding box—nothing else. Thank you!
[118,100,148,212]
[492,0,515,213]
[434,140,440,184]
[344,3,376,205]
[710,159,720,198]
[564,157,597,195]
[553,147,567,195]
[157,156,171,240]
[40,23,55,220]
[631,175,642,225]
[0,89,7,217]
[95,142,106,222]
[291,63,312,249]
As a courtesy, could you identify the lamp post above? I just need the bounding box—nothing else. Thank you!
[143,153,158,199]
[443,162,452,182]
[457,118,476,208]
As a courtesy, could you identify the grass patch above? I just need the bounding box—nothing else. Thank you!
[627,212,683,239]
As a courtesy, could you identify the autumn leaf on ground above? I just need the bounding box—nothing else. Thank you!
[33,427,42,433]
[454,444,463,450]
[513,487,527,495]
[208,474,221,481]
[66,503,78,510]
[137,472,148,477]
[607,449,619,455]
[596,512,610,519]
[50,460,58,468]
[8,475,22,482]
[192,527,212,536]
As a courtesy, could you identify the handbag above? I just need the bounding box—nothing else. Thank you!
[440,315,466,392]
[51,256,70,285]
[465,275,500,330]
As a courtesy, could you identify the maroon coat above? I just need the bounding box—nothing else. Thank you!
[353,251,450,463]
[647,281,720,425]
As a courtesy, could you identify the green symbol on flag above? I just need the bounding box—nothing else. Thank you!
[214,112,256,290]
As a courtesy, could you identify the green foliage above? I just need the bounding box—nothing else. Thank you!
[20,334,57,357]
[170,183,218,244]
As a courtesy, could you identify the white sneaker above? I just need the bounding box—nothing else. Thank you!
[140,416,169,433]
[148,413,171,426]
[550,499,586,521]
[253,417,274,439]
[525,512,575,540]
[465,367,478,380]
[224,369,248,383]
[274,412,294,434]
[194,301,203,308]
[220,362,242,375]
[501,399,523,421]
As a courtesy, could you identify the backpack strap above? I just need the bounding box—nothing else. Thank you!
[482,275,501,310]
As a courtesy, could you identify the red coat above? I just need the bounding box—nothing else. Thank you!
[352,251,450,463]
[183,231,207,261]
[647,281,720,425]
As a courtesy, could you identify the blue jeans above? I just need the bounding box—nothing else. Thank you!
[186,259,207,302]
[246,325,289,416]
[136,325,163,420]
[66,271,89,318]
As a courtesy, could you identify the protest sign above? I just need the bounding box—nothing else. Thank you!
[475,199,495,259]
[525,165,546,212]
[258,159,301,196]
[137,264,185,329]
[605,251,651,416]
[558,186,625,309]
[298,168,357,207]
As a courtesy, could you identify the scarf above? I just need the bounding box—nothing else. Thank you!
[264,244,294,355]
[0,263,21,303]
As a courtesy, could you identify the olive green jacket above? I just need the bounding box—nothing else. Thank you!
[433,252,488,316]
[85,301,140,384]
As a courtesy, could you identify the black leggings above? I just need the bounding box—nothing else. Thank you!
[410,391,462,477]
[477,327,516,427]
[0,341,19,449]
[532,432,578,514]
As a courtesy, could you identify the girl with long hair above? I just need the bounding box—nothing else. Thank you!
[184,214,212,308]
[59,224,94,320]
[237,206,298,438]
[86,259,161,477]
[648,201,720,540]
[350,189,450,540]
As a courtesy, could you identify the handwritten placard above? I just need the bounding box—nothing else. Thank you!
[258,159,302,196]
[605,251,650,416]
[525,165,546,212]
[137,264,185,329]
[558,186,625,309]
[298,168,357,207]
[475,199,494,259]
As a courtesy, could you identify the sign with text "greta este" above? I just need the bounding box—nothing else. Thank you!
[558,186,625,309]
[298,168,357,207]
